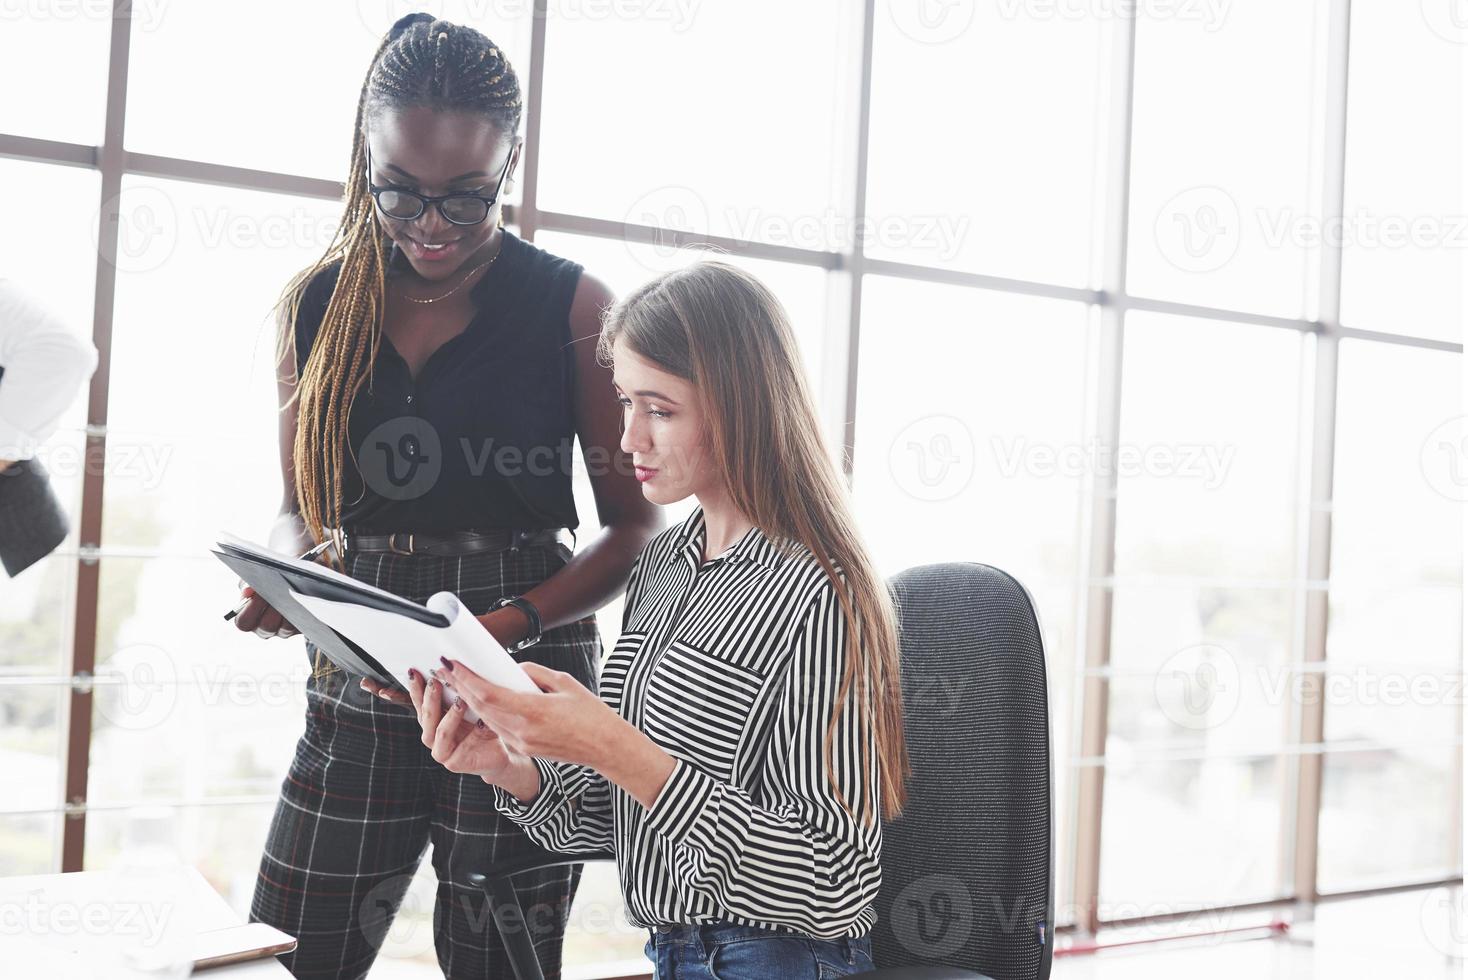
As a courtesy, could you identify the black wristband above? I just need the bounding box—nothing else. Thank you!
[493,595,543,653]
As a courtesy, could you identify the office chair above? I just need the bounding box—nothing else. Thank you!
[468,562,1054,980]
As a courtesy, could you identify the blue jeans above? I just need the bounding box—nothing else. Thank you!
[643,921,875,979]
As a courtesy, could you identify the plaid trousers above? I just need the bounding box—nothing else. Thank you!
[249,539,602,979]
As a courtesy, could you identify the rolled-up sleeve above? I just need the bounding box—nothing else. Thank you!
[491,755,615,852]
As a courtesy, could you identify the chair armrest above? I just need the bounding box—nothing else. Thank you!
[464,847,614,889]
[857,969,992,979]
[463,849,615,980]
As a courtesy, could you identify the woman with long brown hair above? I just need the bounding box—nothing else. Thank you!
[409,260,910,978]
[233,13,660,978]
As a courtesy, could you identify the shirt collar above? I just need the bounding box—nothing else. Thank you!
[667,506,784,571]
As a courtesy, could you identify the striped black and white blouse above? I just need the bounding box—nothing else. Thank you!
[490,505,882,939]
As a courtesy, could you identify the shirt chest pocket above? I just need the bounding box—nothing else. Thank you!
[642,640,764,783]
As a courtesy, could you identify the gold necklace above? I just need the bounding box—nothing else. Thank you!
[399,240,503,305]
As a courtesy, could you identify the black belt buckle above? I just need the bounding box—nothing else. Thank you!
[388,532,415,556]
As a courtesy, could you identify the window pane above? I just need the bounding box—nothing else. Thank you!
[1326,584,1461,676]
[1100,755,1287,911]
[0,812,59,876]
[1113,313,1309,581]
[89,556,307,806]
[1339,1,1465,342]
[1107,586,1296,754]
[1329,339,1462,747]
[538,2,850,248]
[124,4,527,180]
[83,802,278,911]
[853,278,1091,585]
[1106,314,1306,912]
[0,159,100,334]
[1318,745,1458,890]
[1127,1,1319,318]
[851,276,1091,923]
[0,554,77,675]
[0,14,110,145]
[99,433,281,554]
[1321,663,1460,745]
[531,231,830,401]
[1109,583,1295,672]
[1320,340,1460,889]
[850,277,1090,629]
[102,177,341,552]
[106,176,342,437]
[0,683,65,812]
[866,5,1101,285]
[1331,341,1461,596]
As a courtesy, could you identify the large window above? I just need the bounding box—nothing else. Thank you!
[0,0,1459,974]
[537,0,851,248]
[1102,315,1308,910]
[865,2,1103,284]
[1319,341,1462,890]
[1338,0,1463,343]
[1127,1,1318,318]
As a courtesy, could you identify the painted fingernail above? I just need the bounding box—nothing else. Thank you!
[476,719,486,729]
[453,699,465,711]
[439,656,455,672]
[407,668,419,681]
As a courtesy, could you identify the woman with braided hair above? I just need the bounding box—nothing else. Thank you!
[236,13,660,978]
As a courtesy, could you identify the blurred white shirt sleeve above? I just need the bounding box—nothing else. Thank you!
[0,279,98,461]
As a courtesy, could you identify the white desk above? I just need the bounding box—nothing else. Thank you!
[0,866,292,976]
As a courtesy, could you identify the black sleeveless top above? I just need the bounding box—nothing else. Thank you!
[293,231,584,535]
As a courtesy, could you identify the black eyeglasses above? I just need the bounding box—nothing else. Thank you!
[365,144,515,226]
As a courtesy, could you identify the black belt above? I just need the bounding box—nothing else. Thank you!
[336,527,569,557]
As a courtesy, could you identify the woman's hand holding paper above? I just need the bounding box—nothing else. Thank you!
[427,659,677,810]
[358,603,528,708]
[404,667,543,800]
[436,660,623,772]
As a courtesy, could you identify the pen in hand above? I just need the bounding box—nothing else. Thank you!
[223,597,251,622]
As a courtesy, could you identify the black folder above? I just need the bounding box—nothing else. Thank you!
[213,540,448,688]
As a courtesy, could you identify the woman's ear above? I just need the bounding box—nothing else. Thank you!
[507,139,524,189]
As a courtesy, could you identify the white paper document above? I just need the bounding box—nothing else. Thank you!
[292,589,540,724]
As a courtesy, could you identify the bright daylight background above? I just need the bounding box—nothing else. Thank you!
[0,1,1461,977]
